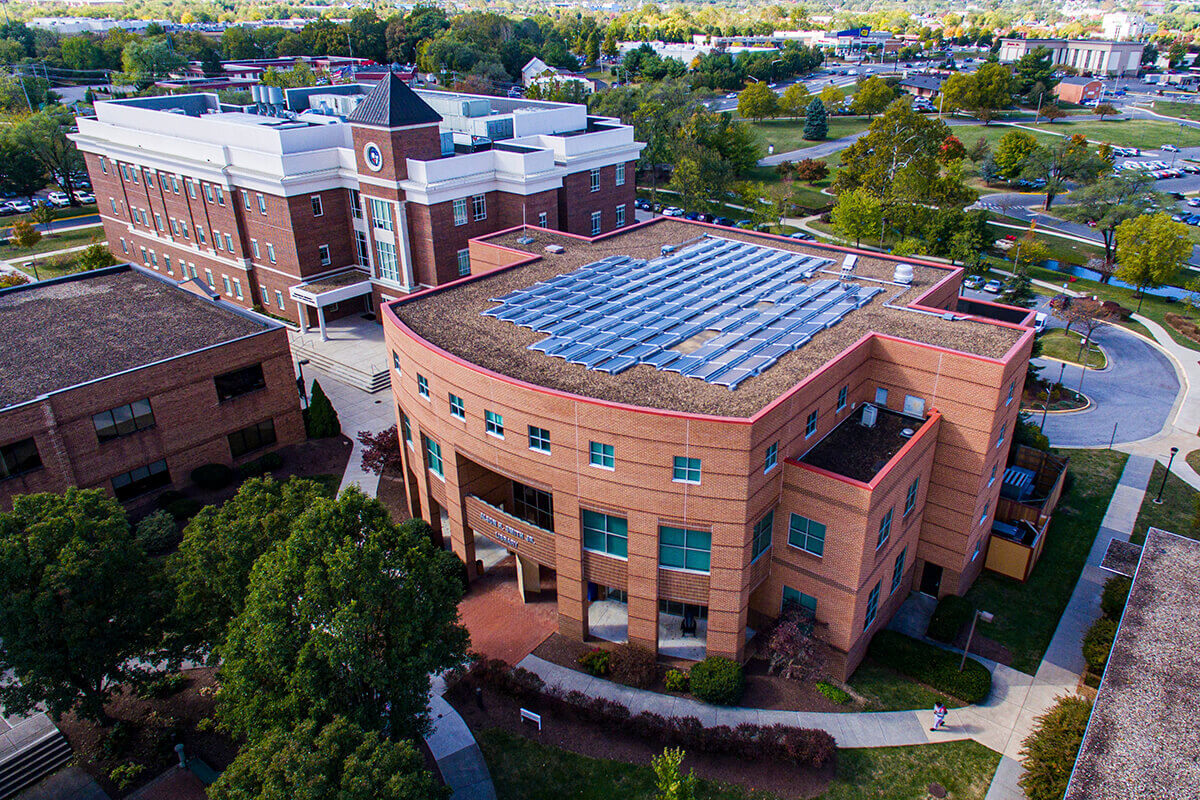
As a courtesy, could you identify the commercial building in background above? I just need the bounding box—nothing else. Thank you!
[384,219,1034,677]
[71,74,641,337]
[1101,12,1156,42]
[0,265,304,511]
[997,38,1145,77]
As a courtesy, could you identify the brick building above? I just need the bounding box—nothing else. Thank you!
[1054,76,1104,105]
[383,219,1035,677]
[0,265,304,511]
[71,74,642,339]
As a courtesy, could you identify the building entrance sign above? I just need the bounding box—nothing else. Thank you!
[479,509,535,550]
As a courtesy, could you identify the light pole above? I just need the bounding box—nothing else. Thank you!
[1152,447,1179,504]
[1041,360,1067,430]
[297,358,310,410]
[960,609,994,671]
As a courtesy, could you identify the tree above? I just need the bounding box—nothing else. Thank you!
[29,203,55,229]
[1018,695,1092,800]
[1020,137,1105,209]
[652,748,697,800]
[736,81,777,121]
[78,241,116,271]
[260,60,317,90]
[306,379,341,438]
[13,109,85,203]
[992,130,1038,180]
[778,83,810,118]
[217,490,469,740]
[118,38,187,86]
[1057,172,1159,273]
[938,135,966,163]
[793,158,829,183]
[1115,213,1191,311]
[851,76,893,118]
[1013,46,1058,97]
[168,477,331,659]
[1001,268,1037,309]
[209,717,443,800]
[0,131,46,200]
[1013,232,1051,273]
[818,84,844,115]
[1050,295,1114,363]
[802,97,827,141]
[357,426,403,476]
[0,490,162,724]
[765,603,825,681]
[940,62,1011,123]
[1039,104,1066,124]
[10,220,40,250]
[1093,103,1117,121]
[968,135,991,163]
[831,188,882,248]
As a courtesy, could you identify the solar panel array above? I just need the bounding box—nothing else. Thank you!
[483,236,883,389]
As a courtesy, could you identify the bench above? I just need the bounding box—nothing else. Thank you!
[519,708,542,731]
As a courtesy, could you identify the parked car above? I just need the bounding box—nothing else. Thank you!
[1034,312,1048,332]
[46,191,70,207]
[734,219,754,229]
[0,203,16,216]
[7,200,32,213]
[662,206,684,217]
[683,211,702,221]
[634,198,650,210]
[713,216,734,227]
[788,231,815,241]
[1187,198,1200,207]
[963,275,983,290]
[982,279,1003,293]
[73,190,95,204]
[1163,144,1180,152]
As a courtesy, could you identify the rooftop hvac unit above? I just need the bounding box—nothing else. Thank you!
[516,236,535,244]
[545,244,565,254]
[839,253,858,281]
[893,263,913,284]
[900,427,915,438]
[661,245,676,256]
[861,404,878,428]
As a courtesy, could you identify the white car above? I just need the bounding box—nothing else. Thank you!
[1162,144,1180,153]
[662,206,685,217]
[73,190,95,204]
[1034,312,1048,332]
[983,279,1003,294]
[46,191,70,207]
[7,200,32,213]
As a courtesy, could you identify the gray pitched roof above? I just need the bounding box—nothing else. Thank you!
[346,72,441,128]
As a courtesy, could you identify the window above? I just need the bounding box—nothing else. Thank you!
[615,162,625,186]
[119,238,127,253]
[242,189,251,210]
[222,276,232,296]
[891,547,907,595]
[214,363,265,402]
[472,194,486,221]
[179,221,188,238]
[196,227,207,245]
[251,239,260,258]
[392,351,402,374]
[204,184,214,203]
[267,244,276,263]
[355,231,370,267]
[582,509,628,558]
[261,287,269,305]
[130,168,138,184]
[144,170,154,188]
[213,231,223,251]
[449,393,465,420]
[788,514,826,556]
[589,441,614,469]
[275,290,284,310]
[659,526,711,573]
[224,233,233,252]
[453,198,468,226]
[877,508,893,550]
[980,502,990,526]
[528,425,550,453]
[589,168,600,192]
[112,459,170,501]
[417,374,429,398]
[988,464,997,487]
[215,187,225,205]
[782,586,817,615]
[153,213,163,230]
[204,269,214,287]
[228,419,277,457]
[752,510,774,560]
[233,278,243,300]
[100,157,108,174]
[1006,380,1015,406]
[864,581,881,630]
[164,255,172,274]
[837,385,848,411]
[537,211,547,227]
[805,409,818,437]
[310,195,323,216]
[149,251,158,268]
[375,240,398,282]
[997,423,1006,448]
[615,204,626,228]
[457,249,471,277]
[672,456,701,484]
[484,410,504,438]
[187,180,196,199]
[513,483,554,530]
[904,477,919,517]
[400,411,412,444]
[257,193,266,214]
[110,199,117,214]
[348,189,362,219]
[423,436,444,477]
[318,245,331,266]
[590,211,602,235]
[765,442,778,473]
[139,247,147,265]
[875,387,888,406]
[0,438,42,479]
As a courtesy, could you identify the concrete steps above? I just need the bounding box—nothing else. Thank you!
[291,336,390,394]
[0,717,73,800]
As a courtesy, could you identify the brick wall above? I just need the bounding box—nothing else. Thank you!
[557,161,637,237]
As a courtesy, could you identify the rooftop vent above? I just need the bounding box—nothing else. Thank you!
[941,312,956,321]
[893,263,913,284]
[516,236,535,245]
[544,244,565,254]
[900,427,915,438]
[861,404,878,428]
[661,245,676,256]
[839,253,858,281]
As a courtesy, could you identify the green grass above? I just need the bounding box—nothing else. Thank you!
[747,117,871,155]
[846,660,966,711]
[1131,462,1199,544]
[479,728,1000,800]
[1141,100,1200,122]
[1015,118,1200,149]
[961,449,1128,674]
[1,203,98,229]
[1039,328,1107,369]
[1188,448,1200,475]
[0,225,105,260]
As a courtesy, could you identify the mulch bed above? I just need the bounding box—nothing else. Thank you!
[531,634,850,713]
[376,471,413,524]
[55,668,238,799]
[950,628,1013,666]
[183,435,353,508]
[1021,381,1087,412]
[445,682,834,799]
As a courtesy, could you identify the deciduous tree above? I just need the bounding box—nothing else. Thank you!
[13,109,85,202]
[1115,212,1191,311]
[78,241,116,271]
[1057,172,1159,273]
[1020,137,1106,209]
[831,188,882,248]
[792,158,828,183]
[992,130,1038,180]
[736,81,777,121]
[850,76,893,118]
[818,84,844,115]
[652,747,697,800]
[357,426,403,476]
[1093,103,1117,121]
[940,62,1011,123]
[778,83,810,118]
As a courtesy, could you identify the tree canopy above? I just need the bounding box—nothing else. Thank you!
[1056,172,1160,271]
[850,76,894,118]
[1020,135,1106,209]
[940,62,1011,123]
[737,81,778,121]
[992,130,1039,180]
[1115,212,1191,310]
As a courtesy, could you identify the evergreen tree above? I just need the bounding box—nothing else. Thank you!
[306,379,341,438]
[802,97,827,141]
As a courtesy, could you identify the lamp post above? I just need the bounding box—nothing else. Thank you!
[1152,447,1179,504]
[296,358,310,410]
[960,609,994,671]
[1042,361,1067,430]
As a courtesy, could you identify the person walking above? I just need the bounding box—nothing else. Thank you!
[931,702,948,732]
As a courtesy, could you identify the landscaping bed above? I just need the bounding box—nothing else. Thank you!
[1164,313,1200,346]
[1039,328,1106,369]
[376,469,414,524]
[1021,378,1088,412]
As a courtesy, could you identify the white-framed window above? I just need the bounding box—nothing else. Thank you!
[251,239,260,258]
[370,197,393,231]
[215,187,224,205]
[242,189,251,210]
[988,464,998,487]
[266,244,276,263]
[582,510,627,558]
[417,374,429,398]
[224,233,233,252]
[424,435,443,478]
[589,168,600,192]
[144,169,154,187]
[528,425,550,453]
[453,198,468,226]
[997,423,1007,448]
[658,526,710,573]
[837,385,848,411]
[186,180,196,199]
[100,157,108,174]
[591,211,601,235]
[172,176,180,193]
[222,275,232,295]
[318,244,331,266]
[788,514,825,556]
[212,230,222,251]
[484,410,504,438]
[672,456,701,484]
[615,204,626,228]
[110,198,117,214]
[139,247,148,264]
[589,441,614,469]
[148,250,157,267]
[348,189,362,219]
[311,195,323,216]
[204,184,214,203]
[257,193,266,214]
[163,255,172,274]
[275,290,284,310]
[765,442,778,473]
[615,162,625,186]
[375,240,399,282]
[537,211,547,227]
[119,237,127,253]
[196,227,207,245]
[449,393,465,420]
[204,269,214,287]
[233,278,243,300]
[472,194,486,221]
[456,248,470,277]
[355,231,370,267]
[261,287,270,305]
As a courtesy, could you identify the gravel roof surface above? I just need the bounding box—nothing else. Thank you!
[1065,528,1200,800]
[301,268,371,293]
[1100,539,1142,578]
[799,406,922,482]
[0,267,268,409]
[394,221,1024,417]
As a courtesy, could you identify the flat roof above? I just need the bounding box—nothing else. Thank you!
[799,405,923,482]
[0,266,270,409]
[1065,528,1200,799]
[391,221,1025,418]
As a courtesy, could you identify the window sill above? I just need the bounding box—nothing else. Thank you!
[486,431,505,440]
[583,548,628,561]
[672,479,701,486]
[428,469,445,482]
[787,543,823,558]
[218,387,266,404]
[97,425,157,445]
[529,446,551,455]
[450,414,465,422]
[764,464,777,475]
[589,463,615,471]
[658,565,711,576]
[0,467,44,483]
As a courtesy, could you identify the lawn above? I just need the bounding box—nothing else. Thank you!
[478,728,1001,800]
[960,449,1128,674]
[954,122,1060,153]
[1142,100,1200,122]
[0,224,105,260]
[1039,328,1107,369]
[983,220,1105,266]
[1015,118,1200,149]
[747,117,871,156]
[1188,448,1200,474]
[846,660,966,711]
[1131,462,1198,544]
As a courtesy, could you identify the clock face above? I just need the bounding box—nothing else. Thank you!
[364,142,384,172]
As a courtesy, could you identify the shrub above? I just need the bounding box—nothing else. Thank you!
[688,656,745,705]
[927,595,974,643]
[577,648,611,677]
[815,681,851,705]
[866,631,992,704]
[236,451,283,479]
[140,672,187,699]
[190,463,234,490]
[155,489,186,510]
[664,668,690,693]
[259,451,283,470]
[609,644,657,688]
[109,762,146,790]
[1082,617,1117,674]
[165,498,203,522]
[1019,695,1093,800]
[305,379,341,438]
[134,510,178,554]
[1101,576,1131,620]
[0,273,29,288]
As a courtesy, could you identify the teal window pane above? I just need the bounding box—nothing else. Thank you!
[685,549,710,572]
[659,545,685,568]
[608,534,627,557]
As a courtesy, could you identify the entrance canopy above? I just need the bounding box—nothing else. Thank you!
[289,268,372,340]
